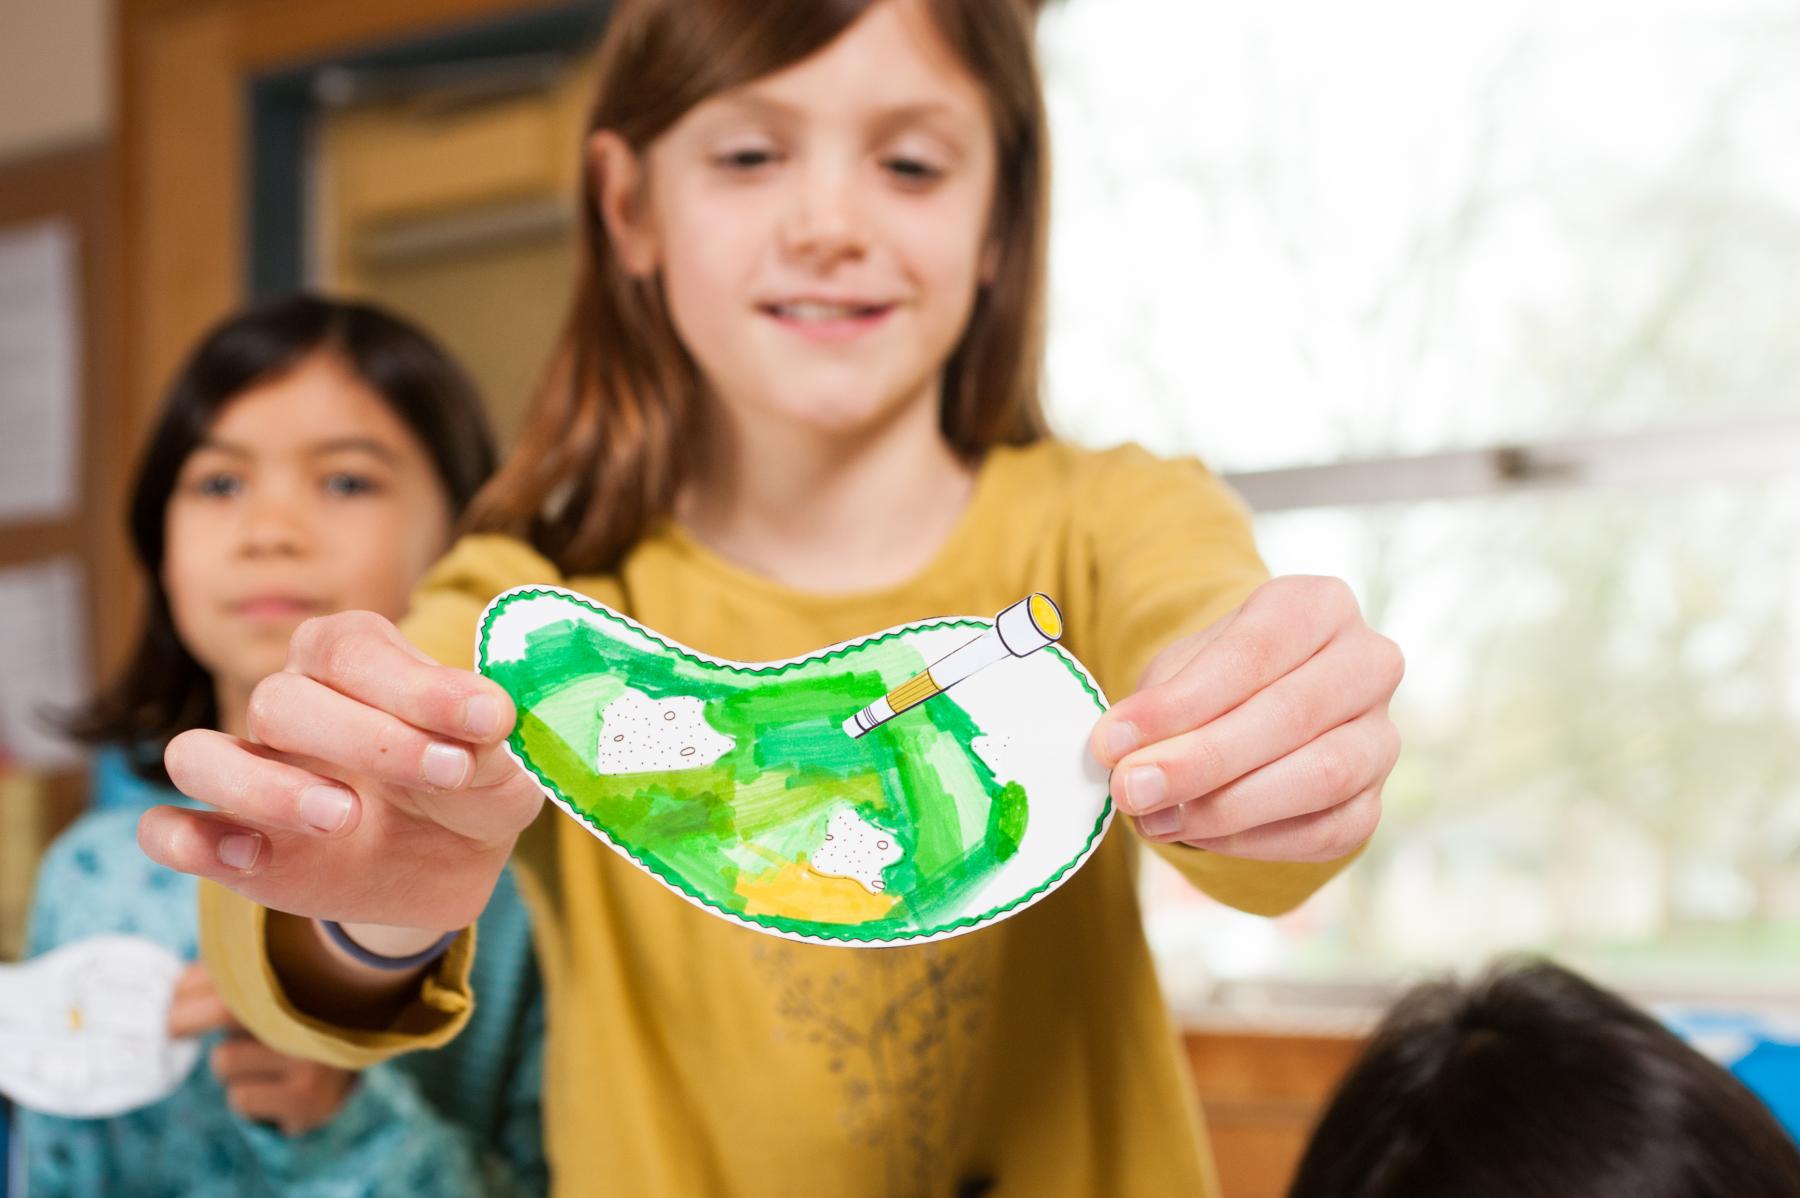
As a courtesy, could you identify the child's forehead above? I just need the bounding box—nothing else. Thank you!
[695,1,987,129]
[197,360,416,458]
[702,89,977,138]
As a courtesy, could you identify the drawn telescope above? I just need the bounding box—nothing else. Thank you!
[841,593,1063,739]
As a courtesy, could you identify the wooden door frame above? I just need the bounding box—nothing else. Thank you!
[116,0,575,450]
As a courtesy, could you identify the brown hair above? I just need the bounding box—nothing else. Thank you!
[464,0,1050,575]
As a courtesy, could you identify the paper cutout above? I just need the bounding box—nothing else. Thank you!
[0,935,201,1117]
[477,586,1113,947]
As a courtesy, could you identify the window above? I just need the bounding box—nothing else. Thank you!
[1038,0,1800,1011]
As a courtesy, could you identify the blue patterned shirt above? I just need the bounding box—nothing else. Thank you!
[18,749,548,1198]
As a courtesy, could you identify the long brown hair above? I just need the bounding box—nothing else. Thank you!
[464,0,1051,575]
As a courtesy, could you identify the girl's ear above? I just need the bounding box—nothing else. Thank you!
[589,130,660,277]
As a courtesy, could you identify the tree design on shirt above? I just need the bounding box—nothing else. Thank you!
[751,936,999,1198]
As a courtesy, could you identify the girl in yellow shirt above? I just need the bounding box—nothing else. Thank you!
[139,1,1403,1194]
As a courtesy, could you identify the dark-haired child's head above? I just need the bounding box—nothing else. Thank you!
[71,294,496,775]
[1287,959,1800,1198]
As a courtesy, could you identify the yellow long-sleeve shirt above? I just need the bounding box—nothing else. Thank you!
[201,440,1358,1197]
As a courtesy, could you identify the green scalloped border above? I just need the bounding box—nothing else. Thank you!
[476,585,1113,946]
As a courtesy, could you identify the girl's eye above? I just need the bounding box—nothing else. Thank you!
[883,156,943,186]
[714,147,780,172]
[195,472,242,498]
[323,473,380,498]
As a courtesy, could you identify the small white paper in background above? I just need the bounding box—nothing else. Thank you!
[0,936,201,1118]
[0,557,89,769]
[0,219,81,521]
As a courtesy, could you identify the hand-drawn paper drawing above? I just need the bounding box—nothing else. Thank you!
[477,587,1113,947]
[0,936,202,1117]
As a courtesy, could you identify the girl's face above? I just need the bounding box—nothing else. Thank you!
[597,0,999,441]
[162,353,453,697]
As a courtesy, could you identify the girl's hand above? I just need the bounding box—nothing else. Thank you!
[137,610,544,933]
[166,962,356,1136]
[1089,576,1403,862]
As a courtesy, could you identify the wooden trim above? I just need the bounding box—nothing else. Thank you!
[124,4,241,435]
[237,0,570,70]
[1185,1029,1365,1198]
[118,0,565,445]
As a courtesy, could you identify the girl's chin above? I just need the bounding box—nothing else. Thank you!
[744,386,932,440]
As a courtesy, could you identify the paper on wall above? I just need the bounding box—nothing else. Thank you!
[0,557,88,769]
[0,219,80,521]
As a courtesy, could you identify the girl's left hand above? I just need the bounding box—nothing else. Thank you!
[167,962,356,1135]
[1089,576,1404,862]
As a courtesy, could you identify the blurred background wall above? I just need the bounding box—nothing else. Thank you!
[0,0,111,159]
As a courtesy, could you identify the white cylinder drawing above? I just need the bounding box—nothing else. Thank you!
[842,593,1063,738]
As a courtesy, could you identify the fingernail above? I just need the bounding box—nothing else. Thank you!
[1103,720,1142,763]
[1138,805,1183,839]
[298,785,354,834]
[422,742,472,789]
[217,833,263,872]
[463,695,503,739]
[1122,765,1166,815]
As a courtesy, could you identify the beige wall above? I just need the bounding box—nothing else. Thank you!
[0,0,113,161]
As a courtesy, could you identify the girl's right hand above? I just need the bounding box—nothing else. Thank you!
[137,610,544,934]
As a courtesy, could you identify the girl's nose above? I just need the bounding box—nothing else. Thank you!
[780,165,868,268]
[237,495,311,558]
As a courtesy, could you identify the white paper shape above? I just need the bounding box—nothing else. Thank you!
[478,585,1114,948]
[808,807,907,894]
[0,935,201,1118]
[596,688,736,775]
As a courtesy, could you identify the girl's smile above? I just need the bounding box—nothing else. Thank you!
[226,593,328,624]
[757,295,899,343]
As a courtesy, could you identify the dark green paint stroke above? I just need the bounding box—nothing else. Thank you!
[987,782,1029,863]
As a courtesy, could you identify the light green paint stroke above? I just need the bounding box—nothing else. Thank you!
[530,676,622,762]
[919,733,991,848]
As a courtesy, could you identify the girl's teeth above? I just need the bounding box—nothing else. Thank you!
[775,302,876,321]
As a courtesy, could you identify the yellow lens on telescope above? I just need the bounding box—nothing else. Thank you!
[1028,593,1062,639]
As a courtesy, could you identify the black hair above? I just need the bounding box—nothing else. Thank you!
[62,293,497,781]
[1287,958,1800,1198]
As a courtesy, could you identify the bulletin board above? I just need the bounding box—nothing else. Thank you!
[0,143,127,953]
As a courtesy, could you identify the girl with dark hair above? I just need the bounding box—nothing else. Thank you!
[142,4,1404,1195]
[20,295,546,1196]
[1287,959,1800,1198]
[65,292,496,784]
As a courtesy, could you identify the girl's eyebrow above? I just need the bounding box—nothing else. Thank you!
[721,92,970,139]
[190,437,251,458]
[190,436,400,462]
[305,437,401,463]
[867,102,973,143]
